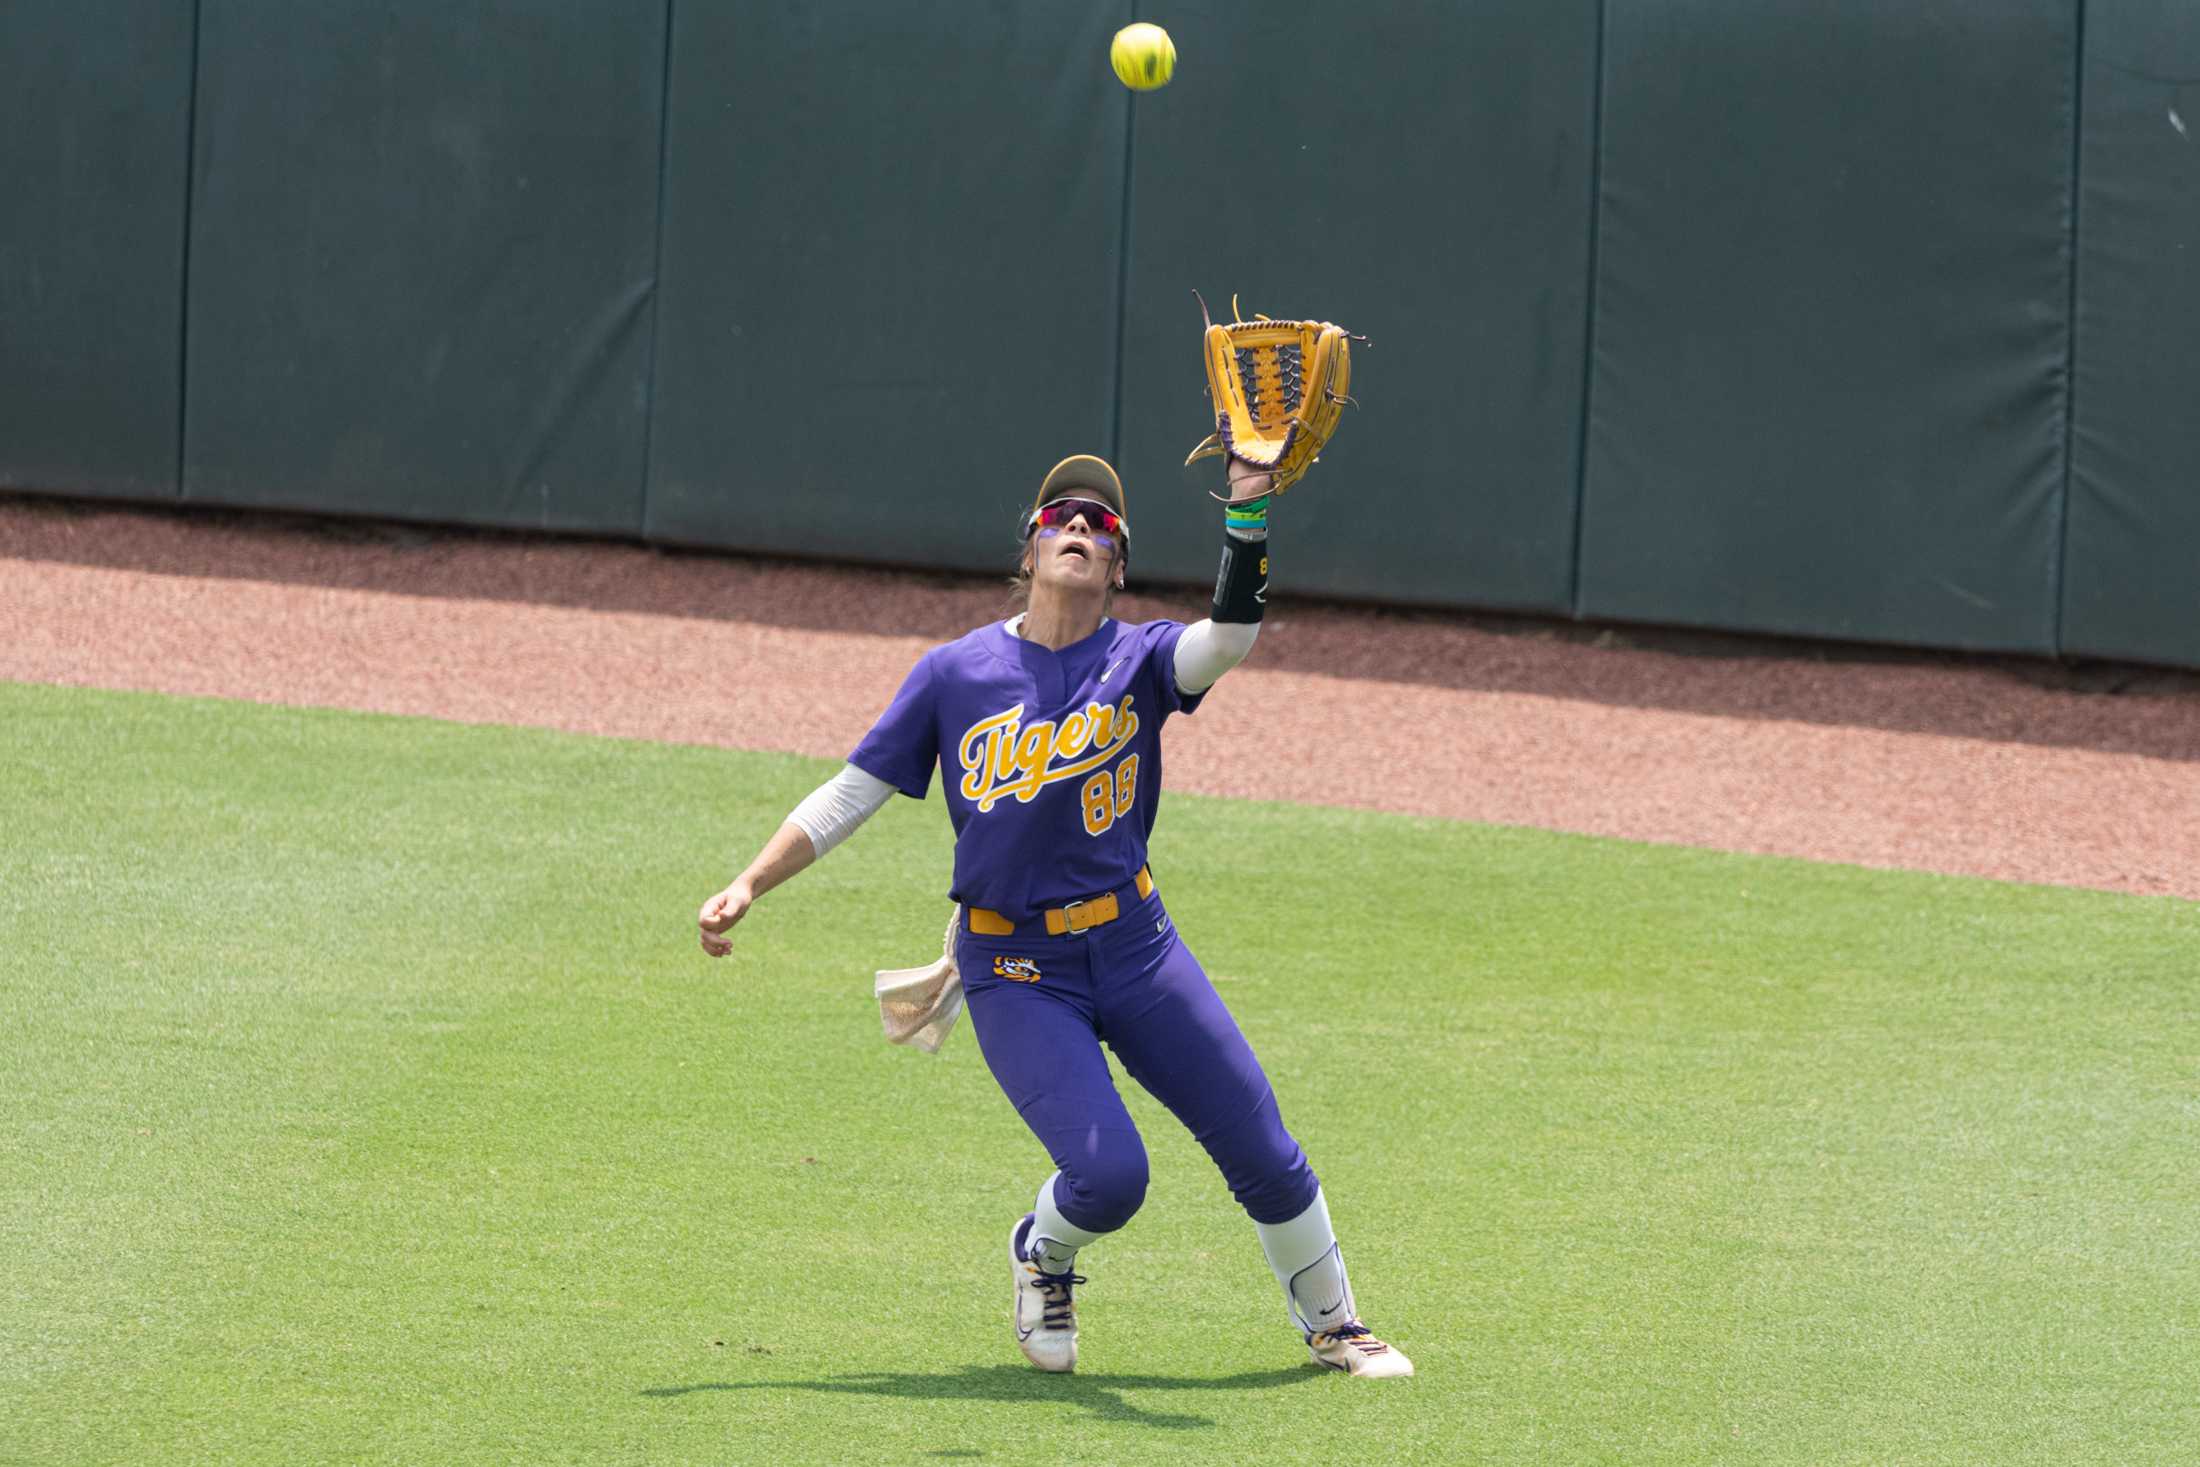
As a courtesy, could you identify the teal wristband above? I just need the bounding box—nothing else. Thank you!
[1224,496,1272,533]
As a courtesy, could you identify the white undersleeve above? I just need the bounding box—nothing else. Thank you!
[787,762,896,857]
[1174,618,1260,694]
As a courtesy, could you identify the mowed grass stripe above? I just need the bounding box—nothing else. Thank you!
[3,681,2195,1465]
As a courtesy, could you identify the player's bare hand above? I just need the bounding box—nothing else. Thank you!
[1225,456,1274,502]
[697,881,754,958]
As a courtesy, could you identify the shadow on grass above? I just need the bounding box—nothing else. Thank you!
[640,1362,1319,1429]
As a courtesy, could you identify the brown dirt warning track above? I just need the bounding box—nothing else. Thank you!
[5,493,2198,900]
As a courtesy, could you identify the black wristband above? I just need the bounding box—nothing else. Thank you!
[1211,533,1268,624]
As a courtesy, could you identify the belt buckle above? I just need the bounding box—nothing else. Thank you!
[1061,897,1093,935]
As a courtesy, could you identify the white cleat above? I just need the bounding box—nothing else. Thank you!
[1010,1213,1082,1373]
[1307,1321,1415,1378]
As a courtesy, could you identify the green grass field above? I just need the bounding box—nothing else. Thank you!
[4,680,2196,1465]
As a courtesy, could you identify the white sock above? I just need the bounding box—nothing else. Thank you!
[1028,1172,1104,1274]
[1255,1189,1357,1335]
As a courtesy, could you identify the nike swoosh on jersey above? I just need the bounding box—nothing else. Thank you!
[1099,657,1127,683]
[1254,583,1268,604]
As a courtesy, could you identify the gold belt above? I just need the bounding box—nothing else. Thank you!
[969,865,1155,938]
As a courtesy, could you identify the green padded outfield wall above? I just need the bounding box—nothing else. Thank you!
[1114,0,1601,609]
[181,0,665,532]
[16,2,2200,669]
[1576,0,2079,653]
[2062,1,2200,668]
[0,1,193,501]
[643,2,1127,571]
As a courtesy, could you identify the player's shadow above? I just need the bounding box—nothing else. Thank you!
[639,1362,1318,1430]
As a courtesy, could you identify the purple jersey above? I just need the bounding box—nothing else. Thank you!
[848,616,1206,916]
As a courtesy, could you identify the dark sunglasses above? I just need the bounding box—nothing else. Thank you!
[1031,497,1125,538]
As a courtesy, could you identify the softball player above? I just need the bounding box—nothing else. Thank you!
[696,453,1411,1379]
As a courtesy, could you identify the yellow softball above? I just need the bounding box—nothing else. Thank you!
[1110,23,1176,92]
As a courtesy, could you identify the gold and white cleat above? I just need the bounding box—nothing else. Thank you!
[1010,1214,1082,1373]
[1307,1321,1414,1378]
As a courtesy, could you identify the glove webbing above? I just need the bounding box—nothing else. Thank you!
[1236,344,1306,428]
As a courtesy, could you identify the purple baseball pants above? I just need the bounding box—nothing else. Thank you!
[954,886,1318,1233]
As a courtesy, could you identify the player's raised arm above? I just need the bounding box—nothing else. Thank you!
[1175,458,1272,695]
[1174,296,1358,696]
[696,763,896,957]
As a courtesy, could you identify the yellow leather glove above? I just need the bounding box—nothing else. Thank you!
[1185,295,1360,502]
